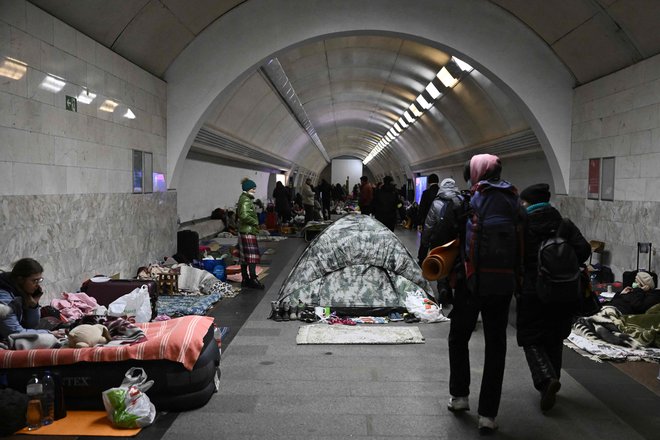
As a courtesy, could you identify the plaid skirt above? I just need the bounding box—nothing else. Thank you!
[238,233,261,264]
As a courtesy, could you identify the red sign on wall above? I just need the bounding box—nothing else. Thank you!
[588,158,600,199]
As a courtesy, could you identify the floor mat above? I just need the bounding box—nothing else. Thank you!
[296,324,425,344]
[17,410,141,436]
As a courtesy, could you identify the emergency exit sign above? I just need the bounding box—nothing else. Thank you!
[65,95,77,112]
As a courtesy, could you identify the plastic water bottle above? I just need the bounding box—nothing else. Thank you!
[26,374,43,430]
[41,371,55,425]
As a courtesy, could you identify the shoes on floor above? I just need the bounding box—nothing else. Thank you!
[540,378,561,412]
[478,416,498,435]
[389,311,403,322]
[447,396,470,412]
[403,313,420,323]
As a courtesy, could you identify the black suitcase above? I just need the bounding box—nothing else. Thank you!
[177,229,200,263]
[622,242,658,288]
[83,279,159,321]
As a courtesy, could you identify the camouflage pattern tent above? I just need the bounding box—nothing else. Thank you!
[276,214,435,315]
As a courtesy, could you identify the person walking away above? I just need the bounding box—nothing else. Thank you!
[419,178,465,304]
[301,178,316,224]
[516,183,590,412]
[447,154,523,435]
[417,173,440,231]
[272,181,291,224]
[237,178,265,290]
[358,176,374,215]
[372,176,399,231]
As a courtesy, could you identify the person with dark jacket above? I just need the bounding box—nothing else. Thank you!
[372,176,399,231]
[419,178,464,303]
[418,178,462,265]
[272,181,291,224]
[319,179,333,220]
[0,258,53,340]
[358,176,374,215]
[417,173,439,229]
[608,271,660,315]
[516,183,590,412]
[447,154,522,435]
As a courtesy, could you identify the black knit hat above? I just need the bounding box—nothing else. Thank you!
[520,183,551,204]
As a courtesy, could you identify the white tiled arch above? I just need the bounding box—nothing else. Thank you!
[166,0,574,193]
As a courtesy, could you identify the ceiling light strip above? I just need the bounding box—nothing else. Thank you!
[364,56,474,165]
[262,58,330,163]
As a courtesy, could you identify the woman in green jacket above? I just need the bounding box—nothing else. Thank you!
[237,178,264,289]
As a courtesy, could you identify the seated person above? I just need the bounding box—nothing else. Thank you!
[0,258,60,341]
[609,271,660,315]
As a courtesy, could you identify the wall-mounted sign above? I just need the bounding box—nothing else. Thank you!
[65,95,77,112]
[588,158,600,199]
[601,157,615,201]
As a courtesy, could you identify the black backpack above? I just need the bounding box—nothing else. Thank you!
[465,183,522,296]
[536,218,582,303]
[427,194,469,249]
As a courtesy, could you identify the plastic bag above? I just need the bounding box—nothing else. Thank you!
[404,290,449,323]
[108,285,152,322]
[102,367,156,428]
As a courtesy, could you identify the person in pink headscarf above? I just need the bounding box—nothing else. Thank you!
[447,153,523,435]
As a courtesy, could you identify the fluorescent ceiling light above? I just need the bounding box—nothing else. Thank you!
[39,74,65,93]
[77,90,96,104]
[426,82,442,99]
[404,111,415,124]
[452,56,473,72]
[394,122,402,132]
[0,57,27,80]
[416,95,432,110]
[437,67,458,88]
[123,108,136,119]
[99,99,118,112]
[398,117,408,128]
[409,103,422,117]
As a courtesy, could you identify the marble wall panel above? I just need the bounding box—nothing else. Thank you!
[0,192,177,303]
[556,196,660,279]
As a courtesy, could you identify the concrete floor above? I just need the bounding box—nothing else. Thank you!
[138,226,660,439]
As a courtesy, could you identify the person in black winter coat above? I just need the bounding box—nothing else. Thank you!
[516,183,590,413]
[371,176,399,231]
[417,173,439,229]
[272,181,291,224]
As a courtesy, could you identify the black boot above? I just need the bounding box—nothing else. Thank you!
[524,345,560,411]
[240,264,250,287]
[248,263,265,290]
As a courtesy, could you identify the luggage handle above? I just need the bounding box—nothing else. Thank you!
[637,242,652,271]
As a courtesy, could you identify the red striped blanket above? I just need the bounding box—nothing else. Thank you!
[0,315,214,371]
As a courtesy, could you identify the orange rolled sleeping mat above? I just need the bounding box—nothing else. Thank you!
[421,239,460,281]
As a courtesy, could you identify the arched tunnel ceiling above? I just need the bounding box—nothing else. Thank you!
[28,0,660,178]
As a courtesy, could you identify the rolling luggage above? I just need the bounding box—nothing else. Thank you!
[177,230,200,263]
[84,279,158,321]
[622,242,658,288]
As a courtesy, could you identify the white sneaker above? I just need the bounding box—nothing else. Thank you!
[478,416,498,435]
[447,396,470,412]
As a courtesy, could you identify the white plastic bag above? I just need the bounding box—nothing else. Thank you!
[404,290,449,323]
[108,285,152,322]
[102,367,156,428]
